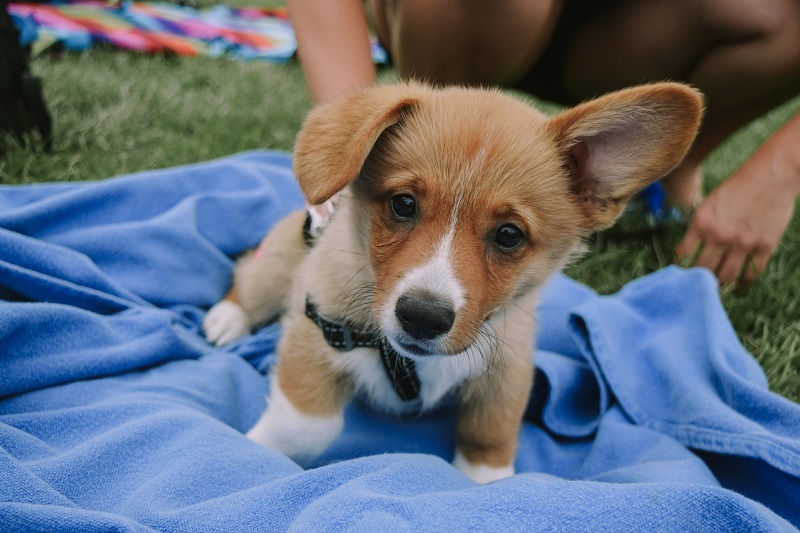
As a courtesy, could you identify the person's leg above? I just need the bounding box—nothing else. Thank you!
[369,0,563,88]
[371,0,800,206]
[562,0,800,206]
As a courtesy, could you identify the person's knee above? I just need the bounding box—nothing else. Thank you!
[384,0,561,87]
[770,1,800,68]
[700,0,800,76]
[701,0,800,44]
[750,0,800,75]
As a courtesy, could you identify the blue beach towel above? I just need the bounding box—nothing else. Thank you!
[1,151,799,531]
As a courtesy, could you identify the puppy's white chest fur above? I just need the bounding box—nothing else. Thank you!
[332,347,487,415]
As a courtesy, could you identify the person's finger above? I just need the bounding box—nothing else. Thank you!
[694,241,728,276]
[737,251,770,291]
[675,231,703,267]
[717,248,748,286]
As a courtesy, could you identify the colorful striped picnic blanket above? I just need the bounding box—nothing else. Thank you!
[8,1,387,63]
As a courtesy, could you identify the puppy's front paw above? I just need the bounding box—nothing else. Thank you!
[203,300,250,346]
[247,380,344,466]
[452,450,514,484]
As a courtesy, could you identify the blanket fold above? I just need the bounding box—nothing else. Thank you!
[1,151,798,532]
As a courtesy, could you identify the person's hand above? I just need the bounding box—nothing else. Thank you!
[676,144,799,290]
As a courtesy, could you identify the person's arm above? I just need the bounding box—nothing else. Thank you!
[287,0,376,105]
[677,112,800,289]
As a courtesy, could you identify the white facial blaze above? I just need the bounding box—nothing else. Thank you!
[382,221,466,338]
[382,147,487,347]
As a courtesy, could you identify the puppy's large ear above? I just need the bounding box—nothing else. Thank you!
[293,84,422,205]
[548,83,703,231]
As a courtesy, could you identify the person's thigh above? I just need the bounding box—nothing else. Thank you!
[370,0,563,87]
[564,0,800,108]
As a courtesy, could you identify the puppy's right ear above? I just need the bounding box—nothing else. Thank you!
[293,84,422,205]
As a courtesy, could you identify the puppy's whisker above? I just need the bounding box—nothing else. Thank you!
[313,246,366,257]
[511,301,536,321]
[336,280,375,314]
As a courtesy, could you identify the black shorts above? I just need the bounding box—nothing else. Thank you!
[515,0,621,105]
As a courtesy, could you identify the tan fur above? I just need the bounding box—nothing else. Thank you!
[275,314,354,415]
[222,286,240,306]
[230,209,308,328]
[456,290,538,467]
[222,81,703,478]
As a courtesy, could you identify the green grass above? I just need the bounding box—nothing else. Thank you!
[564,96,800,403]
[1,51,309,183]
[2,46,798,402]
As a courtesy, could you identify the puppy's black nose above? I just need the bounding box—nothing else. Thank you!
[395,294,455,340]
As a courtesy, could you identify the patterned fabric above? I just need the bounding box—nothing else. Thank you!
[8,1,387,63]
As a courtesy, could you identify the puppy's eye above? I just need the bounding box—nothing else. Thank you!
[495,224,525,250]
[390,194,417,220]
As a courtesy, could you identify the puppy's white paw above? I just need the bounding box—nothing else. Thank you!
[203,300,250,346]
[452,450,514,484]
[247,378,344,466]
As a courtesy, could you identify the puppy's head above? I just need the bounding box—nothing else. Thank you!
[294,83,703,358]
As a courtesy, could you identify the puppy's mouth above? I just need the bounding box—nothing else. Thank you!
[383,292,492,359]
[395,339,439,358]
[387,333,477,359]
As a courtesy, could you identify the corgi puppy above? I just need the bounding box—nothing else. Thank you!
[204,82,703,484]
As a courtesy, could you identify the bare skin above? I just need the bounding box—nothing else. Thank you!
[675,114,800,287]
[562,0,800,288]
[288,0,375,104]
[287,0,800,289]
[368,0,563,87]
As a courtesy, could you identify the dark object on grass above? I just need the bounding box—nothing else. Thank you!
[0,0,52,152]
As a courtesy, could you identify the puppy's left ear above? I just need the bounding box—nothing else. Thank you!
[293,84,423,205]
[549,83,704,231]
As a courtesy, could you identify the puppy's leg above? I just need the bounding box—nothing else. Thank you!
[204,209,307,346]
[247,315,353,465]
[454,343,533,484]
[203,286,251,347]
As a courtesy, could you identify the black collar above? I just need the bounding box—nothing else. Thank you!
[304,298,420,402]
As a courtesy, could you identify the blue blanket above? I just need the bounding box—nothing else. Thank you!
[1,151,799,532]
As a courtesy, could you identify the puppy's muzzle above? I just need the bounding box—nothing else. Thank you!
[395,292,455,341]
